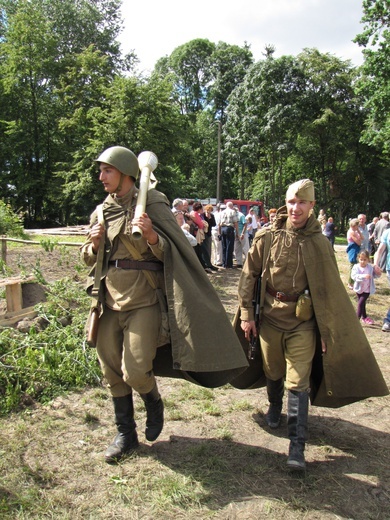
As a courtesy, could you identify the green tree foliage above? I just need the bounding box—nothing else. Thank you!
[354,0,390,158]
[208,41,254,121]
[0,0,127,226]
[60,73,188,216]
[155,39,254,198]
[166,38,216,115]
[223,48,388,219]
[0,1,388,225]
[224,54,306,204]
[0,200,27,237]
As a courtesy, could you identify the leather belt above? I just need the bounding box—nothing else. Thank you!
[266,285,300,302]
[109,259,163,271]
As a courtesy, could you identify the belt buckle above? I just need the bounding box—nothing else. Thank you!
[275,291,285,301]
[114,259,120,268]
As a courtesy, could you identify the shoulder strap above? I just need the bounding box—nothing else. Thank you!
[259,230,272,307]
[91,204,106,300]
[262,230,272,271]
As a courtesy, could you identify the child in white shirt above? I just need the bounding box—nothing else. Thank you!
[351,250,381,325]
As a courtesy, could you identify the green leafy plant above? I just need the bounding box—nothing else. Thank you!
[39,237,59,252]
[0,259,12,277]
[32,258,47,284]
[0,278,101,415]
[0,201,27,238]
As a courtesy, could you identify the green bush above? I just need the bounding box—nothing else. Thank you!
[0,200,27,238]
[0,278,101,415]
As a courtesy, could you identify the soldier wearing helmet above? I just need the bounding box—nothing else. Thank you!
[81,145,248,464]
[96,146,139,193]
[81,145,164,463]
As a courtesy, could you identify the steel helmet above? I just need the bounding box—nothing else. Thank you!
[95,146,139,180]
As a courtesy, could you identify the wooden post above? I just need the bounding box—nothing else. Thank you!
[1,236,6,264]
[0,276,36,313]
[5,281,23,312]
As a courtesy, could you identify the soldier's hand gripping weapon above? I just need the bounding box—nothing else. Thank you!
[132,151,158,239]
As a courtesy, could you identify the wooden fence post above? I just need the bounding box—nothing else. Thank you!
[1,236,6,264]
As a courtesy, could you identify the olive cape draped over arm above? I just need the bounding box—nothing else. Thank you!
[231,211,389,408]
[84,189,248,388]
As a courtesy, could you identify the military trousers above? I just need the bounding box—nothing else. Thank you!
[96,303,161,397]
[259,320,316,392]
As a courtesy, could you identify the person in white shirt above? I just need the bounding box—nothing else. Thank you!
[233,206,249,267]
[218,202,239,268]
[247,208,257,247]
[211,203,223,265]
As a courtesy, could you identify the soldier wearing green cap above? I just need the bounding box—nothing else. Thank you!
[235,178,388,472]
[81,146,248,464]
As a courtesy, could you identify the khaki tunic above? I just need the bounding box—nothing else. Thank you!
[239,220,315,331]
[239,219,316,389]
[81,186,164,311]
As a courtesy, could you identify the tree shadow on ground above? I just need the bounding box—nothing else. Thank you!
[135,414,389,520]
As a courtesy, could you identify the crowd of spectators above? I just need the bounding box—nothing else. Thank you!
[171,198,389,333]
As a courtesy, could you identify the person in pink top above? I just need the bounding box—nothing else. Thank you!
[190,202,217,273]
[351,250,381,325]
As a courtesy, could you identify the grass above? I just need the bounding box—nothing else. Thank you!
[0,237,389,519]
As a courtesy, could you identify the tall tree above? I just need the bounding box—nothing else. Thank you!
[153,39,253,199]
[223,47,387,218]
[354,0,390,158]
[0,0,128,225]
[0,1,59,223]
[224,54,306,204]
[162,38,216,115]
[208,41,253,122]
[60,73,187,221]
[293,48,388,220]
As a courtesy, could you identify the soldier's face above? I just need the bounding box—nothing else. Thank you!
[99,163,122,193]
[286,196,315,229]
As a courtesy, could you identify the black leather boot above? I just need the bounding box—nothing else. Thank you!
[265,378,284,428]
[139,383,164,442]
[286,389,309,471]
[105,394,139,464]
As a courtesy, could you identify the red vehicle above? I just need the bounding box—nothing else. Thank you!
[224,199,266,219]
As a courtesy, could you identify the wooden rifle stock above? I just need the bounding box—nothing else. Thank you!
[86,306,100,348]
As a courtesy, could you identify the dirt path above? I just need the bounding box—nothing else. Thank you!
[0,242,389,519]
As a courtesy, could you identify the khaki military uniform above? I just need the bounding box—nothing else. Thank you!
[81,186,165,397]
[234,209,388,407]
[239,219,316,392]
